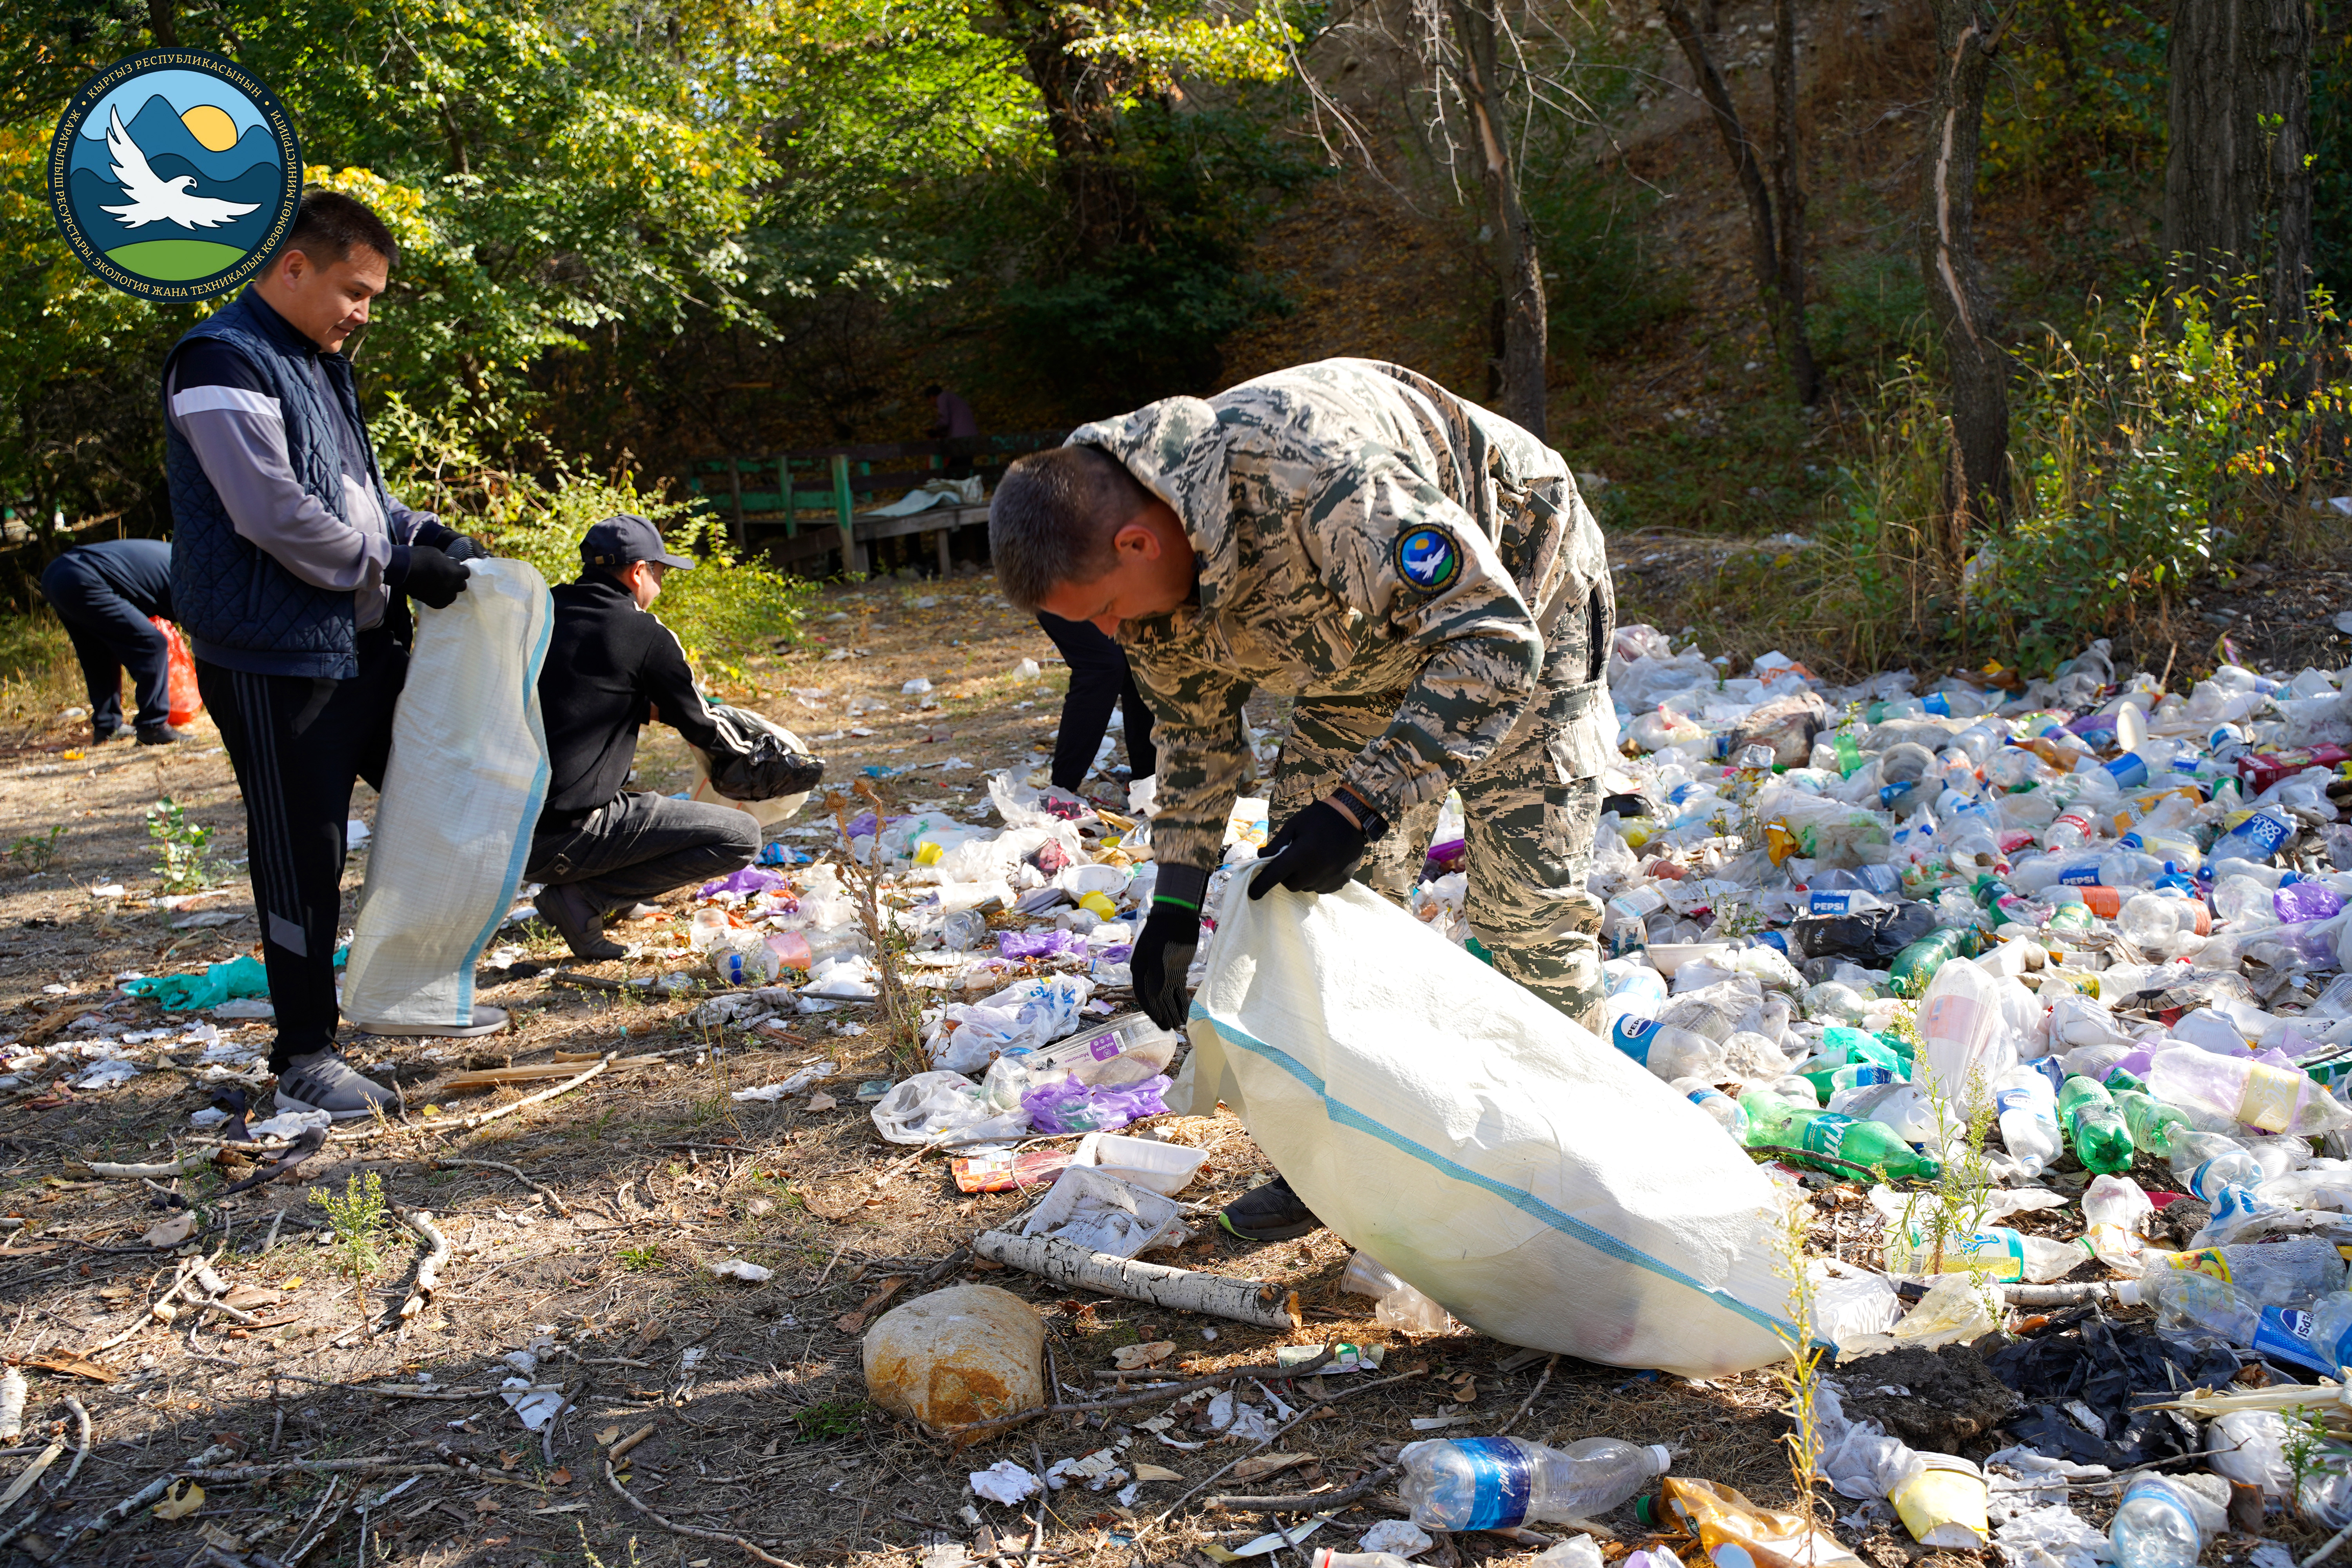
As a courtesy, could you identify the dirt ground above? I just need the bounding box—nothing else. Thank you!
[0,565,2329,1568]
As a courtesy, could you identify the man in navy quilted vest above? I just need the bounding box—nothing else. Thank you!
[163,189,493,1122]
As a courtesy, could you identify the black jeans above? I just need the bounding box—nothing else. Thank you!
[41,554,171,736]
[526,792,759,911]
[197,630,407,1068]
[1037,612,1158,792]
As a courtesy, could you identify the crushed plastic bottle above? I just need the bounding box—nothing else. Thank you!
[1397,1437,1670,1530]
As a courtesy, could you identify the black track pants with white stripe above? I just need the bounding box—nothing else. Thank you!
[195,628,407,1069]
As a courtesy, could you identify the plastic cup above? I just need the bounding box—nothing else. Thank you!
[1891,1454,1989,1548]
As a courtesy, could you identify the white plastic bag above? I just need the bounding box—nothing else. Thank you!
[1180,879,1800,1377]
[343,559,551,1029]
[870,1071,1027,1145]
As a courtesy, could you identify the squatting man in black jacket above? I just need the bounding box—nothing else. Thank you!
[524,514,772,960]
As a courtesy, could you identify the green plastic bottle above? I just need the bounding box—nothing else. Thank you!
[1740,1093,1941,1181]
[2113,1085,2188,1158]
[2056,1075,2135,1173]
[1833,733,1864,778]
[1889,927,1980,992]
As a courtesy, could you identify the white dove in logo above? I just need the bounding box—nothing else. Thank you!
[97,105,260,230]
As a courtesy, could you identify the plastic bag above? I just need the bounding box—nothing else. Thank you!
[871,1071,1028,1145]
[1017,1166,1183,1257]
[932,975,1094,1072]
[1655,1477,1865,1568]
[1021,1072,1171,1134]
[123,954,268,1011]
[686,708,817,828]
[342,559,552,1029]
[1178,878,1802,1377]
[148,617,201,728]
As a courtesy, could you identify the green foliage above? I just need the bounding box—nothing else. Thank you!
[1817,281,2351,673]
[1810,252,1929,374]
[466,469,815,662]
[999,102,1319,400]
[618,1243,664,1272]
[1980,0,2169,186]
[788,1398,869,1441]
[309,1170,390,1282]
[1525,158,1676,369]
[7,824,64,875]
[144,797,212,893]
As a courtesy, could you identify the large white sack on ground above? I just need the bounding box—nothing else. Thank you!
[343,559,552,1029]
[1177,878,1802,1377]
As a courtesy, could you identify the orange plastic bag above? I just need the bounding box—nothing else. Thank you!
[149,617,202,728]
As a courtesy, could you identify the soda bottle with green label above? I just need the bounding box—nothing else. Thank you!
[1740,1093,1941,1181]
[2056,1075,2135,1173]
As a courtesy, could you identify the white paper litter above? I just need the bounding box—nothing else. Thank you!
[706,1259,773,1283]
[969,1460,1041,1504]
[1361,1520,1434,1557]
[498,1378,563,1431]
[1229,1515,1331,1557]
[243,1109,332,1140]
[211,998,274,1020]
[71,1059,140,1090]
[731,1060,837,1102]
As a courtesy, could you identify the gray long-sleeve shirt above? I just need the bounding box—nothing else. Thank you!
[163,314,445,632]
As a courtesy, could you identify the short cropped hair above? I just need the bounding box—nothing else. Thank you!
[989,445,1150,611]
[288,189,399,267]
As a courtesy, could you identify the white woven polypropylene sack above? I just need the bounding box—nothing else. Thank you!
[1180,878,1802,1377]
[342,559,553,1028]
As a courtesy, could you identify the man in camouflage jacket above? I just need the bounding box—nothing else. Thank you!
[991,359,1614,1238]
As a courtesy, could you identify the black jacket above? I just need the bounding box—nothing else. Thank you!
[536,573,724,832]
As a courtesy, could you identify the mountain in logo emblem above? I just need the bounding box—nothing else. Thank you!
[1395,526,1461,593]
[48,51,302,301]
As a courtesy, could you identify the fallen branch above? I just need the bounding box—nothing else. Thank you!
[356,1383,566,1402]
[1494,1354,1558,1437]
[971,1231,1298,1330]
[604,1453,796,1566]
[59,1397,89,1490]
[178,1459,462,1483]
[397,1210,450,1320]
[2002,1281,2115,1307]
[442,1054,662,1094]
[83,1253,206,1356]
[0,1439,62,1512]
[448,1054,613,1132]
[944,1353,1332,1444]
[63,1438,238,1546]
[80,1148,221,1180]
[1209,1463,1395,1513]
[428,1157,570,1216]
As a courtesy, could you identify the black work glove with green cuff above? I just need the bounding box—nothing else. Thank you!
[1133,863,1209,1033]
[1249,799,1371,899]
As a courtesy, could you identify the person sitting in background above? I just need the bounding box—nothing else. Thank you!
[926,383,979,478]
[39,537,181,745]
[1036,610,1156,797]
[525,514,761,960]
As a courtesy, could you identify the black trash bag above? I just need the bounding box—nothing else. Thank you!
[1788,900,1937,965]
[1985,1318,2240,1468]
[699,705,825,802]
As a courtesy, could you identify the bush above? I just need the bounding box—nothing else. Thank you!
[1818,281,2351,674]
[488,473,816,668]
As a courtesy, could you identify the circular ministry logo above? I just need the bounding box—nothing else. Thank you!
[47,50,302,302]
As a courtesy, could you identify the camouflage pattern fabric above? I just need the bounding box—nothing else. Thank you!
[1069,358,1615,1029]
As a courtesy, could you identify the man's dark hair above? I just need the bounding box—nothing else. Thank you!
[287,189,399,267]
[988,446,1150,612]
[923,383,944,398]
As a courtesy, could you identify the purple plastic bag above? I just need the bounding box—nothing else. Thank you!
[1000,930,1088,961]
[2276,880,2344,924]
[1021,1073,1172,1134]
[699,867,790,899]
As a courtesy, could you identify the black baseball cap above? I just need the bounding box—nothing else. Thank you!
[581,513,695,572]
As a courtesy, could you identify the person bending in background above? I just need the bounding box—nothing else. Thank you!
[1036,611,1157,797]
[163,189,487,1122]
[525,514,760,961]
[926,383,979,478]
[39,537,181,746]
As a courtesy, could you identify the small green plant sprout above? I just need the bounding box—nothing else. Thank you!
[310,1170,390,1321]
[618,1243,663,1272]
[145,797,212,892]
[6,824,65,873]
[1768,1183,1831,1528]
[789,1398,869,1442]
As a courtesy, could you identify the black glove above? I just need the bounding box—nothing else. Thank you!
[443,534,492,563]
[1133,865,1208,1032]
[397,543,471,610]
[1249,799,1371,900]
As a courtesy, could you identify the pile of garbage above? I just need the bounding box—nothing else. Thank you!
[578,627,2352,1560]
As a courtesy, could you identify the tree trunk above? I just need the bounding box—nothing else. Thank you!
[1002,0,1146,261]
[1917,0,2011,543]
[1767,0,1821,405]
[2164,0,2312,331]
[1449,0,1550,438]
[148,0,177,47]
[1657,0,1819,404]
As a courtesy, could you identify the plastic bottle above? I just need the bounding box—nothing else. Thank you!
[1397,1437,1671,1530]
[2056,1076,2135,1174]
[2148,1047,2350,1135]
[2118,892,2211,947]
[1671,1076,1747,1137]
[1739,1093,1941,1181]
[1889,927,1980,991]
[942,909,990,951]
[2109,1475,2220,1568]
[1991,1065,2062,1175]
[688,907,731,952]
[2159,1234,2347,1303]
[2165,1129,2266,1203]
[1609,1016,1726,1082]
[2111,1086,2188,1158]
[1883,1225,2086,1283]
[2217,805,2296,864]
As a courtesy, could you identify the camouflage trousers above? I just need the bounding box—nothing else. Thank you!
[1267,592,1613,1033]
